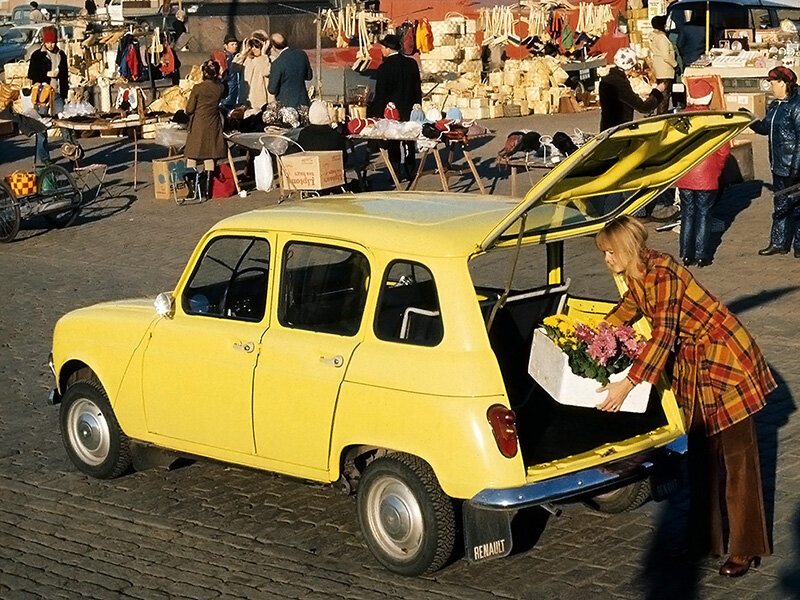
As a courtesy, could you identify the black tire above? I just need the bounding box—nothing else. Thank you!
[38,164,82,228]
[357,453,456,576]
[587,479,651,514]
[59,381,131,479]
[0,181,20,243]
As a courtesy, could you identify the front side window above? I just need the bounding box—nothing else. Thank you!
[375,261,443,346]
[279,242,369,336]
[182,236,270,321]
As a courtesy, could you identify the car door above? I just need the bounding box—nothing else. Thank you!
[141,234,273,455]
[252,237,371,473]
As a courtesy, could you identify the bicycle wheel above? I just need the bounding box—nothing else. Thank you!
[38,164,83,228]
[0,181,21,243]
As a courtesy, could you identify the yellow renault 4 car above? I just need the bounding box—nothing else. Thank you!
[49,112,752,576]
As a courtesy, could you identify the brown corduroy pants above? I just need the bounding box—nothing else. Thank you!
[687,404,771,557]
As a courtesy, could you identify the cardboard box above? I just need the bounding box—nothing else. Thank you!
[724,93,767,119]
[528,329,651,413]
[280,151,345,191]
[152,154,189,200]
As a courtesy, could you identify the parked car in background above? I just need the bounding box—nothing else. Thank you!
[48,111,753,577]
[0,23,72,70]
[9,3,81,25]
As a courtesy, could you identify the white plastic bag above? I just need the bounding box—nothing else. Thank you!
[254,148,274,192]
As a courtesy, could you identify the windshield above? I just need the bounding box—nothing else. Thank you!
[0,29,32,44]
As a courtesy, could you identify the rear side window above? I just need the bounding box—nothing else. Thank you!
[183,236,270,321]
[375,261,443,346]
[279,242,369,336]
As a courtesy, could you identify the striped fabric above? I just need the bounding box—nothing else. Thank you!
[606,250,776,436]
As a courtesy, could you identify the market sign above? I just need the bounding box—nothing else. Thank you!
[481,111,754,250]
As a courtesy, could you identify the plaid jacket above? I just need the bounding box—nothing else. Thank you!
[606,250,775,436]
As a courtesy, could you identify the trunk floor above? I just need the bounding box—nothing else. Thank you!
[516,385,668,466]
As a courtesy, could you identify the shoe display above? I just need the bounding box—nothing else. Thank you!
[682,257,695,266]
[719,556,760,577]
[696,258,713,267]
[758,246,789,256]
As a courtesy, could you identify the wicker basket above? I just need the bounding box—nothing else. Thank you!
[3,61,31,90]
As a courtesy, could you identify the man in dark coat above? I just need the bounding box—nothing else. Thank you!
[28,26,76,163]
[267,33,312,108]
[368,34,422,181]
[599,47,665,131]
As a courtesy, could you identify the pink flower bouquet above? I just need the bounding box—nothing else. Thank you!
[541,315,645,385]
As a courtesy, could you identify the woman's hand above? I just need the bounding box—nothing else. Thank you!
[596,378,635,412]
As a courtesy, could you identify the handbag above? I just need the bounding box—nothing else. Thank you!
[211,163,237,198]
[254,147,274,192]
[5,171,37,196]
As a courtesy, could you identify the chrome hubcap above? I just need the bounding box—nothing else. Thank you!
[66,398,110,466]
[366,475,424,560]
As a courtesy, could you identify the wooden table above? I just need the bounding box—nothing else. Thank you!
[495,155,556,197]
[54,116,166,190]
[349,135,487,194]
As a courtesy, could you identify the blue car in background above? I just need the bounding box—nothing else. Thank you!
[0,23,72,71]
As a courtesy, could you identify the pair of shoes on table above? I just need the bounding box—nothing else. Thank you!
[758,246,789,256]
[719,555,760,577]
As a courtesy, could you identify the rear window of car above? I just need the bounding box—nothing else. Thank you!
[374,261,443,346]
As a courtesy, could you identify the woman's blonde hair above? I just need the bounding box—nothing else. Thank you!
[595,215,648,279]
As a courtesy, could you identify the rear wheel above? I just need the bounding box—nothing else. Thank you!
[0,181,20,242]
[587,479,651,513]
[38,164,82,228]
[357,453,455,576]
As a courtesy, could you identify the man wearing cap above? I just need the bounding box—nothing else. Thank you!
[267,33,312,108]
[751,66,800,258]
[675,78,730,267]
[219,34,241,112]
[599,47,666,131]
[368,33,422,181]
[28,26,77,163]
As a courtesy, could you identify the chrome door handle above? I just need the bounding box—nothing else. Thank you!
[233,341,255,353]
[320,355,344,367]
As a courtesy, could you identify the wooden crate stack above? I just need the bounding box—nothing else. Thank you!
[423,56,573,119]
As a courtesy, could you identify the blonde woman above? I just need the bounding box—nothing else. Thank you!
[595,215,775,578]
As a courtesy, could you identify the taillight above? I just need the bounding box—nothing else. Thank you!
[487,404,518,458]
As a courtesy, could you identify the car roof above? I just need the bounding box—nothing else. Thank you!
[213,192,520,258]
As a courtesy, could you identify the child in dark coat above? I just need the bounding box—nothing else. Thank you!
[676,78,730,267]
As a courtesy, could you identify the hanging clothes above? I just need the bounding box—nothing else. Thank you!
[416,18,434,53]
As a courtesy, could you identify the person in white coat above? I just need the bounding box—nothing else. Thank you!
[649,15,677,113]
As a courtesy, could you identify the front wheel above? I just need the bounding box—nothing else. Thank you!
[38,164,82,228]
[59,381,131,479]
[357,453,455,576]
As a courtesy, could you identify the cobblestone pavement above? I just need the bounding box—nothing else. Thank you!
[1,111,798,600]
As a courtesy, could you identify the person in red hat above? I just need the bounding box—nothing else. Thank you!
[27,26,77,163]
[750,66,800,258]
[675,79,730,267]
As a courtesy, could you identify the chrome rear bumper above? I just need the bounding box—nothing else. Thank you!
[470,435,688,510]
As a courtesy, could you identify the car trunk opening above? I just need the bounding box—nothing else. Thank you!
[476,281,675,472]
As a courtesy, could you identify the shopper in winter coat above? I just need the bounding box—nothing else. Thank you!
[267,33,312,108]
[27,26,77,163]
[238,37,272,110]
[599,47,666,131]
[184,60,227,200]
[649,16,677,114]
[676,79,729,267]
[750,66,800,258]
[597,215,774,579]
[219,34,241,112]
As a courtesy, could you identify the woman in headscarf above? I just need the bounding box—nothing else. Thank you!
[184,60,227,199]
[236,35,272,110]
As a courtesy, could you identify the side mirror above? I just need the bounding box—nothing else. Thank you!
[154,292,175,318]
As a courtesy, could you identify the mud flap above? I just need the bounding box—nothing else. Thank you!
[463,501,514,563]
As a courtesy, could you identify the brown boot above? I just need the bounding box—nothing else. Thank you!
[719,555,760,577]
